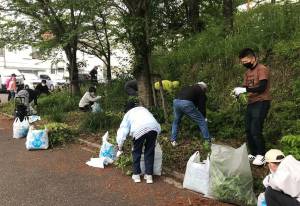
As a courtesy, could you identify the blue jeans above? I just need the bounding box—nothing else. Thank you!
[8,91,15,101]
[171,99,210,141]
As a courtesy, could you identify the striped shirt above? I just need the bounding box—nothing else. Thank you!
[116,107,161,148]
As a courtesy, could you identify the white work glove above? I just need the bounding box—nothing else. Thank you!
[116,150,123,158]
[232,87,247,97]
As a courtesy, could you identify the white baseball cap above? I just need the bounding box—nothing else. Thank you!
[197,82,207,89]
[265,149,285,163]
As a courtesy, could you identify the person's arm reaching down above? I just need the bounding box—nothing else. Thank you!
[116,113,131,150]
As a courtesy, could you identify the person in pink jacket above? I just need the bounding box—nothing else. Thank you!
[6,74,17,101]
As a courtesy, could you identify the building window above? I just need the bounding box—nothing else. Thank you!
[0,48,4,57]
[58,67,64,73]
[31,47,42,59]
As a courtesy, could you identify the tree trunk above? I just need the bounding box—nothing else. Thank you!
[223,0,233,34]
[184,0,202,33]
[134,42,153,107]
[106,53,112,81]
[64,44,80,95]
[271,0,276,3]
[125,0,154,107]
[104,17,112,82]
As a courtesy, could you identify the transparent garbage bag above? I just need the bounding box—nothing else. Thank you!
[207,143,257,206]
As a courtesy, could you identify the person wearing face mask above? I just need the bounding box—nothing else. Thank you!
[232,48,271,166]
[260,149,300,206]
[79,86,101,112]
[35,79,50,96]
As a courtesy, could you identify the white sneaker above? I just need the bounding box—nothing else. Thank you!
[144,175,153,184]
[252,155,265,166]
[248,154,256,162]
[132,174,141,183]
[171,141,178,147]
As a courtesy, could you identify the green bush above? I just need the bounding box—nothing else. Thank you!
[43,122,76,147]
[114,154,133,175]
[79,111,123,133]
[38,91,80,122]
[280,135,300,160]
[264,100,300,142]
[97,78,130,112]
[0,101,14,116]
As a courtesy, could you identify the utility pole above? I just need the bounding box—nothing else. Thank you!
[3,46,6,69]
[247,0,250,11]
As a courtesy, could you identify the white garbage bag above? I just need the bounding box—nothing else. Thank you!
[207,143,257,206]
[91,102,101,113]
[28,115,41,123]
[183,151,210,194]
[257,193,267,206]
[26,126,49,150]
[99,131,116,166]
[13,117,29,139]
[140,142,162,176]
[86,158,105,169]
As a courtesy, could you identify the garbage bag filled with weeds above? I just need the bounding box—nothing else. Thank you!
[207,143,257,206]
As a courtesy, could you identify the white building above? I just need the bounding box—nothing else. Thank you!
[0,46,109,82]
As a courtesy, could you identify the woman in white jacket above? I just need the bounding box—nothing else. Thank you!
[116,101,161,184]
[79,86,101,112]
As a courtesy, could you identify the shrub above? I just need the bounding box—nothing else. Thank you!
[264,100,300,142]
[0,101,14,116]
[43,122,76,147]
[79,111,122,133]
[38,91,80,122]
[280,135,300,160]
[97,79,130,112]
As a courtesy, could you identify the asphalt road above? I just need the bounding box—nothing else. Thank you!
[0,116,231,206]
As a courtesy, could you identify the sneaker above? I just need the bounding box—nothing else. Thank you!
[132,174,141,183]
[144,175,153,184]
[205,137,215,144]
[252,155,265,166]
[171,141,178,147]
[248,154,256,162]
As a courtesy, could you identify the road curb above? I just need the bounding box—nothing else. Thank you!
[78,137,185,183]
[78,138,100,148]
[0,112,14,119]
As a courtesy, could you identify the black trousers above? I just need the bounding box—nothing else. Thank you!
[79,102,94,112]
[245,100,270,155]
[132,131,157,175]
[265,187,300,206]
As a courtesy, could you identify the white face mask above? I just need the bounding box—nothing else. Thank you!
[90,92,95,96]
[42,83,46,86]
